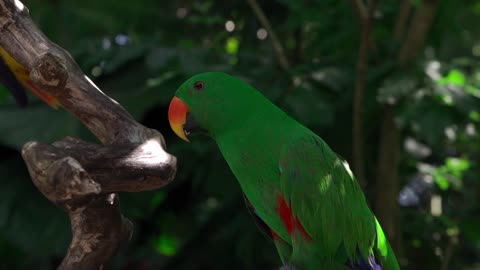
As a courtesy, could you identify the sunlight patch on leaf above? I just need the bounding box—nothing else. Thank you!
[430,158,470,191]
[438,69,466,86]
[225,37,239,55]
[426,60,442,80]
[466,85,480,98]
[146,71,177,88]
[470,111,480,121]
[432,169,450,190]
[439,93,454,106]
[473,1,480,16]
[446,158,470,178]
[446,227,459,237]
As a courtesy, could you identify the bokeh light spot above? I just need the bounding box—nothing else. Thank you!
[256,28,268,40]
[225,20,235,32]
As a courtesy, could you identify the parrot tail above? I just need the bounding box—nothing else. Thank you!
[0,56,28,107]
[24,80,60,109]
[346,250,383,270]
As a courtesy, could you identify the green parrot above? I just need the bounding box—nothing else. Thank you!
[168,72,400,270]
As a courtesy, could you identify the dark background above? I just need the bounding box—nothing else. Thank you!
[0,0,479,269]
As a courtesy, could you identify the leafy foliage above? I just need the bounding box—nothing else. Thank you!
[0,0,479,269]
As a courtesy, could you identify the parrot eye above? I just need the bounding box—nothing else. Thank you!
[193,81,205,91]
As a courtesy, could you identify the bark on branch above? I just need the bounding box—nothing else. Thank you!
[0,0,177,269]
[351,0,377,189]
[398,0,439,65]
[393,0,412,41]
[375,0,439,253]
[247,0,290,72]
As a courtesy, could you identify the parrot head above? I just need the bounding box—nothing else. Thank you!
[168,72,259,141]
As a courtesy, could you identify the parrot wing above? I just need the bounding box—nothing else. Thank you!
[243,194,293,264]
[278,133,399,269]
[0,55,28,107]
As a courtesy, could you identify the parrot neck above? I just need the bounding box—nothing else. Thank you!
[215,102,295,154]
[213,101,299,192]
[212,101,306,247]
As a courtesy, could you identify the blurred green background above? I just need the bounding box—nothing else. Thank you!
[0,0,479,269]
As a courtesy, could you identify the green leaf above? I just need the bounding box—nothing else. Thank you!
[466,85,480,97]
[461,217,480,243]
[412,239,422,248]
[0,158,69,258]
[225,37,240,55]
[150,191,167,210]
[377,76,417,104]
[445,157,470,178]
[0,107,80,149]
[470,111,480,121]
[446,227,459,237]
[403,102,455,146]
[432,168,450,190]
[0,86,10,105]
[153,234,178,256]
[473,1,480,16]
[284,84,334,127]
[438,69,466,86]
[411,0,423,7]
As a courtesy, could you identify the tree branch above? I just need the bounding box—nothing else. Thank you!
[375,0,439,253]
[352,0,377,189]
[398,0,439,65]
[440,235,458,270]
[351,0,369,22]
[350,0,377,52]
[0,0,155,144]
[0,0,177,269]
[393,0,412,41]
[23,137,175,194]
[246,0,290,72]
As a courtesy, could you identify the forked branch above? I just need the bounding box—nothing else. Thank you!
[0,0,177,269]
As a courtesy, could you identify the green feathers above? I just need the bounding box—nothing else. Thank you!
[278,134,377,269]
[170,72,400,270]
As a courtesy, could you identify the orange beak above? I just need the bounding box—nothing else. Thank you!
[168,96,190,141]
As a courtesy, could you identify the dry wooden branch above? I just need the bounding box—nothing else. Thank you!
[350,0,377,52]
[0,0,177,269]
[398,0,439,65]
[247,0,290,72]
[393,0,413,41]
[375,0,439,253]
[23,137,176,194]
[440,235,458,270]
[352,0,377,189]
[351,0,369,22]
